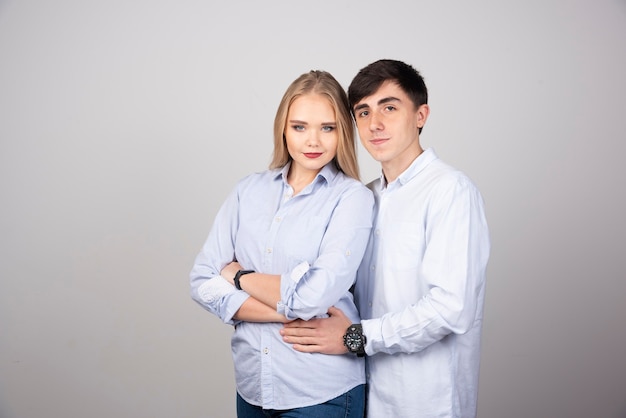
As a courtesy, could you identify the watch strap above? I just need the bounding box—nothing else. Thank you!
[234,270,254,290]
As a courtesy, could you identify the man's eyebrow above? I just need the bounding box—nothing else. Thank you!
[354,96,401,112]
[378,96,401,105]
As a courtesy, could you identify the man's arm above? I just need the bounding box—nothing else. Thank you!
[280,306,351,354]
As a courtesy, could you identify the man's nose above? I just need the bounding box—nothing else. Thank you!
[369,112,383,131]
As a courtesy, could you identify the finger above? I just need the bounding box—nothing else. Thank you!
[327,306,342,316]
[291,343,322,353]
[282,334,316,345]
[280,328,316,339]
[282,319,307,328]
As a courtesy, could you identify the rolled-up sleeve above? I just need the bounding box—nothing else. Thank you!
[277,185,374,320]
[190,184,249,325]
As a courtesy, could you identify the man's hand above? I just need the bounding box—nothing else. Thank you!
[280,306,351,354]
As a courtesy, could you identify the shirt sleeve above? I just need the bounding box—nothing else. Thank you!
[189,184,249,325]
[363,176,490,355]
[277,184,374,321]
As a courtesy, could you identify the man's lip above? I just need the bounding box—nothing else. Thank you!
[304,153,323,158]
[370,138,389,145]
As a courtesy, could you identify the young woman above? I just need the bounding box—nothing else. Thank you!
[190,70,373,417]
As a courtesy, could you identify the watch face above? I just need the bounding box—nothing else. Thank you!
[345,333,362,351]
[344,327,363,352]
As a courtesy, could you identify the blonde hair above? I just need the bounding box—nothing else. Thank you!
[270,70,360,180]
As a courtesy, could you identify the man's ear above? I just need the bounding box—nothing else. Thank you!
[416,104,430,130]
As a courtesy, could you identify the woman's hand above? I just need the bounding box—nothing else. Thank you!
[221,261,243,285]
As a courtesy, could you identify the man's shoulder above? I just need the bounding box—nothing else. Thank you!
[424,158,477,190]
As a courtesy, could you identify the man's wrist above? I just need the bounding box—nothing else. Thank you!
[343,323,367,357]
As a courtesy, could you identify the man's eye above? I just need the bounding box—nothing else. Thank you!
[384,105,395,112]
[358,110,369,118]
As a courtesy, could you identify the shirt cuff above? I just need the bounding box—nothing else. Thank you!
[290,261,311,282]
[197,275,236,304]
[361,319,379,356]
[276,261,310,318]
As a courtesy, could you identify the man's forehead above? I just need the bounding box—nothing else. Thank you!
[360,80,402,99]
[354,82,405,109]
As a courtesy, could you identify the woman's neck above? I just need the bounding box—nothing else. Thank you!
[287,165,320,196]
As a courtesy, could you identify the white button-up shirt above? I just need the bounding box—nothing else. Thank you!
[355,148,490,418]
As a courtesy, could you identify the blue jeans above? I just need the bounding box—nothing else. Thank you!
[236,384,365,418]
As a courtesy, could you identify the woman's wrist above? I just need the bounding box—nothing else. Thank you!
[221,262,242,284]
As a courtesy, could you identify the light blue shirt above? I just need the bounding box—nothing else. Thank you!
[191,162,374,409]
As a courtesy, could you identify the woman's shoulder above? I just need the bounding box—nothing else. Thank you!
[333,170,365,187]
[333,172,374,200]
[231,168,282,197]
[236,168,280,185]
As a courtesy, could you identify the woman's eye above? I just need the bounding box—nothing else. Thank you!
[322,126,335,132]
[291,125,305,132]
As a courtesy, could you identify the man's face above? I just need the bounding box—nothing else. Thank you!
[353,81,429,174]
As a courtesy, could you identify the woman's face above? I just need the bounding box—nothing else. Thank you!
[284,93,338,178]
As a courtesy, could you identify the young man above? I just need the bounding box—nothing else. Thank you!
[281,59,491,418]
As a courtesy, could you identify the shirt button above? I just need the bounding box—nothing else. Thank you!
[371,265,375,271]
[275,217,281,222]
[263,348,269,354]
[266,248,272,254]
[375,229,380,235]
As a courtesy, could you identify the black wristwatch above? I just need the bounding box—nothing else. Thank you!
[343,324,366,357]
[233,270,254,290]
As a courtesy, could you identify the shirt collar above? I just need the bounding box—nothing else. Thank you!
[378,148,438,190]
[274,161,339,187]
[317,162,339,184]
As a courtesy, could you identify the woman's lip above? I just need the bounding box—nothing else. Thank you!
[304,153,323,158]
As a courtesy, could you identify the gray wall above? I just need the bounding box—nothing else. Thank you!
[1,1,625,417]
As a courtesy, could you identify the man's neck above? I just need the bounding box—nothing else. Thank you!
[381,144,423,184]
